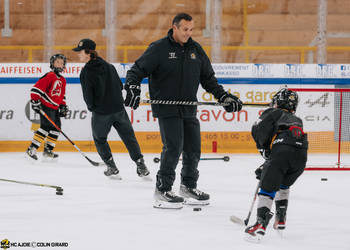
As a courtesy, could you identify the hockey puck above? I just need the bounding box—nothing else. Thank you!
[153,157,160,163]
[321,178,328,181]
[223,156,230,162]
[56,187,64,195]
[193,207,201,211]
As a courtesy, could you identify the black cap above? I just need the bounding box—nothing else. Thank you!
[72,38,96,51]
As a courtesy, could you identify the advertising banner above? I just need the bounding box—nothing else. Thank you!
[0,63,347,153]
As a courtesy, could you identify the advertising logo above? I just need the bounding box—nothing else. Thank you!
[115,63,131,78]
[1,239,10,249]
[340,64,350,77]
[24,101,88,123]
[304,93,330,107]
[284,64,304,77]
[25,101,40,124]
[316,64,335,77]
[252,64,272,77]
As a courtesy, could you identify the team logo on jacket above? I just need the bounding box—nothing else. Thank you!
[168,52,177,59]
[190,53,196,59]
[51,80,62,97]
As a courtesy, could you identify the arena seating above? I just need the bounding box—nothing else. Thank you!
[0,0,349,63]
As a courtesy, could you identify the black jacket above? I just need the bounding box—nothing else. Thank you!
[126,29,226,118]
[80,57,124,115]
[252,108,308,150]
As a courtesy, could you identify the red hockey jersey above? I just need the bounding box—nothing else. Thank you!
[30,72,66,110]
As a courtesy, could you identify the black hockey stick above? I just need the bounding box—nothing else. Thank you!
[141,99,269,107]
[0,178,63,195]
[153,156,230,163]
[39,109,104,167]
[230,180,260,226]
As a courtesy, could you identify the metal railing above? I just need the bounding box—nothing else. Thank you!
[1,45,350,63]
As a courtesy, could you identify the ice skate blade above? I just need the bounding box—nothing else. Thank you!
[107,174,122,180]
[25,154,38,164]
[273,221,286,230]
[153,200,183,209]
[244,233,263,243]
[229,215,245,225]
[183,197,209,206]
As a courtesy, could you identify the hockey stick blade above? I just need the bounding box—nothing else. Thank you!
[230,181,260,226]
[85,156,105,166]
[230,215,245,225]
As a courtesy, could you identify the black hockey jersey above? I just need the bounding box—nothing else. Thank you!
[251,108,308,151]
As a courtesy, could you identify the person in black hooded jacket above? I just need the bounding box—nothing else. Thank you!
[73,38,150,179]
[125,13,243,209]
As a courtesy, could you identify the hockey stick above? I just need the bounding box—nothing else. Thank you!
[230,180,260,226]
[141,99,269,107]
[39,109,104,167]
[153,156,230,163]
[0,178,63,195]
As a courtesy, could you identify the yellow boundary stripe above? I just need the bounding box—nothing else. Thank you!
[1,131,347,154]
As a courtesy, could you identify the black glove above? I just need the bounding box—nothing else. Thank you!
[219,92,243,112]
[255,164,264,180]
[258,148,271,160]
[124,82,141,110]
[59,104,69,117]
[31,99,42,114]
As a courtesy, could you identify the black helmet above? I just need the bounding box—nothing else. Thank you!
[50,54,67,74]
[272,88,299,112]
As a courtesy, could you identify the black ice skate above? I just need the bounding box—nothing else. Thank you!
[245,211,273,243]
[104,166,122,180]
[42,146,58,162]
[136,158,152,181]
[104,157,122,180]
[273,200,287,231]
[25,146,38,161]
[179,184,210,206]
[104,166,120,176]
[153,189,184,209]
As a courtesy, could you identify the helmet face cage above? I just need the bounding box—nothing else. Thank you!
[50,54,67,73]
[273,88,299,112]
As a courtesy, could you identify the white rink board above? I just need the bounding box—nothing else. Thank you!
[0,63,348,140]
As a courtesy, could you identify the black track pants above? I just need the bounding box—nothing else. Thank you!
[156,116,200,191]
[91,109,143,163]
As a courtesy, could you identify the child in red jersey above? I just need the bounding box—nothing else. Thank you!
[26,54,68,161]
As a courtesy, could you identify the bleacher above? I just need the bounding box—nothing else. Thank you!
[0,0,349,63]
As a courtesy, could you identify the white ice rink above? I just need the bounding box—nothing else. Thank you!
[1,152,350,250]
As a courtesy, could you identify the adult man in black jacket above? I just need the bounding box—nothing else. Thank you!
[73,38,150,179]
[125,13,242,209]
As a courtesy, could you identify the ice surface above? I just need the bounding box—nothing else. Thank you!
[1,152,349,250]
